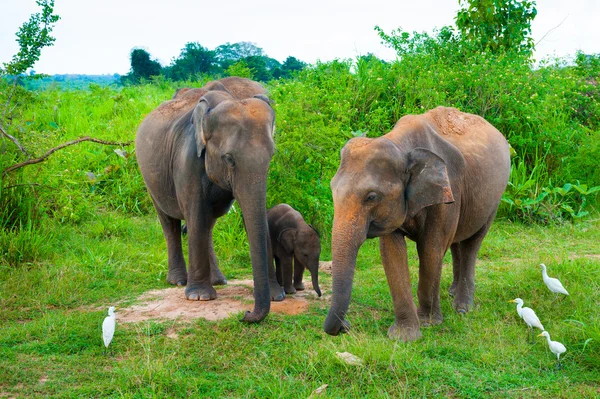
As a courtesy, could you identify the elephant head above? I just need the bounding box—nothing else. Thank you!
[281,225,322,297]
[193,90,275,322]
[323,137,454,335]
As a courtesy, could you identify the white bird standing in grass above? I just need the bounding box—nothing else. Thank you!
[509,298,544,344]
[538,331,567,369]
[102,306,116,351]
[539,263,569,297]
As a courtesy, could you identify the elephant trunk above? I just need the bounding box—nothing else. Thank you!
[310,262,321,297]
[323,216,365,335]
[235,178,270,323]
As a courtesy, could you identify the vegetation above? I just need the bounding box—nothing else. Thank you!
[1,0,599,396]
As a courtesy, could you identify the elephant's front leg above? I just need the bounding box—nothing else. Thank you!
[268,234,285,301]
[380,232,421,341]
[185,214,217,301]
[415,237,447,326]
[281,255,296,294]
[293,255,305,291]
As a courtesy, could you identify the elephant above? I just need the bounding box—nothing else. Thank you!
[323,106,510,341]
[135,77,283,323]
[267,204,322,297]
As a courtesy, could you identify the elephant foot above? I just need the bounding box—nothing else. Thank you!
[185,283,217,301]
[270,281,286,301]
[417,308,444,326]
[387,322,422,341]
[448,282,457,297]
[452,289,475,314]
[284,285,297,295]
[167,268,188,287]
[294,282,305,291]
[211,268,228,286]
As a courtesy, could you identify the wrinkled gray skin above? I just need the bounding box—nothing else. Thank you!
[267,204,322,298]
[136,77,282,322]
[323,106,510,340]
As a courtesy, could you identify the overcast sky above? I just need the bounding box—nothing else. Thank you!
[0,0,598,75]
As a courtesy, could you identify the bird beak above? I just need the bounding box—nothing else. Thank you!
[508,300,515,303]
[537,333,544,337]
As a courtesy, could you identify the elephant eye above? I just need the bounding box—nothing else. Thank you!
[364,192,378,203]
[222,153,235,168]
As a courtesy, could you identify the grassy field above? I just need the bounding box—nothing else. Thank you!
[1,209,599,398]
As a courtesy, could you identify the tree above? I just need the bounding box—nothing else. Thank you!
[276,56,307,79]
[225,60,254,79]
[215,42,264,70]
[126,48,162,83]
[455,0,537,55]
[166,42,216,81]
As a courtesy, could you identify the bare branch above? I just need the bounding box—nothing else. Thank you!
[535,16,568,47]
[2,136,131,176]
[0,124,29,156]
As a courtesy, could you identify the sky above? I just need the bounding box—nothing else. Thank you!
[0,0,598,75]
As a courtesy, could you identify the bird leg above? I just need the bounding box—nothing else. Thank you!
[555,358,562,370]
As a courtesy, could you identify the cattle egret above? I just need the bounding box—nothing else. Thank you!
[102,306,116,350]
[538,331,567,369]
[539,263,569,297]
[509,298,544,344]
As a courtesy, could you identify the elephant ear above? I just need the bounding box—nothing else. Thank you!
[191,90,232,157]
[278,228,297,254]
[405,148,455,219]
[253,94,272,106]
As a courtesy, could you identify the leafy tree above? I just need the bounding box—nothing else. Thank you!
[215,42,264,69]
[126,48,162,83]
[1,0,60,76]
[455,0,537,55]
[242,56,272,82]
[225,60,254,79]
[165,42,216,81]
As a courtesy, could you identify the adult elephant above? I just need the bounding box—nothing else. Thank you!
[136,77,282,323]
[323,106,510,340]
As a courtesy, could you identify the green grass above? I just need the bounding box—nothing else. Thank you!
[1,213,599,398]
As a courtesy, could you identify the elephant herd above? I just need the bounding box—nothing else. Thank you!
[135,77,511,341]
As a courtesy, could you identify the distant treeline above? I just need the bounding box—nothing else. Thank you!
[121,41,307,84]
[22,74,121,90]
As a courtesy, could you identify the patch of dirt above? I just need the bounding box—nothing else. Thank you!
[118,279,324,323]
[319,261,332,274]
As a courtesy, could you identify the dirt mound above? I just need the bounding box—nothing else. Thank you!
[118,279,324,323]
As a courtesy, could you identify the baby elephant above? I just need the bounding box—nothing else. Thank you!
[268,204,322,297]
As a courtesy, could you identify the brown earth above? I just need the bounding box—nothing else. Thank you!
[117,279,326,324]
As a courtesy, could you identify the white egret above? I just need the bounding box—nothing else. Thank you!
[538,331,567,369]
[509,298,544,344]
[539,263,569,297]
[102,306,116,350]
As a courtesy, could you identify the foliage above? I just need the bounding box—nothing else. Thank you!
[225,60,254,79]
[163,42,217,81]
[214,41,265,70]
[1,0,60,76]
[121,48,162,84]
[455,0,537,55]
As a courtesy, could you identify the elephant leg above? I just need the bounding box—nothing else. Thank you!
[380,232,421,341]
[184,211,217,301]
[154,202,187,286]
[281,255,296,294]
[452,213,495,313]
[208,222,227,286]
[293,255,305,291]
[449,243,461,297]
[269,244,285,301]
[416,237,447,326]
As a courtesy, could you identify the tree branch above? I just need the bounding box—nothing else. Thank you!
[2,136,131,176]
[0,123,29,156]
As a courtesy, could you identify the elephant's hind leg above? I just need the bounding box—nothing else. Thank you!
[449,243,461,297]
[208,223,227,286]
[452,212,496,314]
[155,207,187,286]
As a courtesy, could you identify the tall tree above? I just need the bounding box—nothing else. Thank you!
[166,42,216,81]
[455,0,537,55]
[215,42,264,69]
[126,48,162,83]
